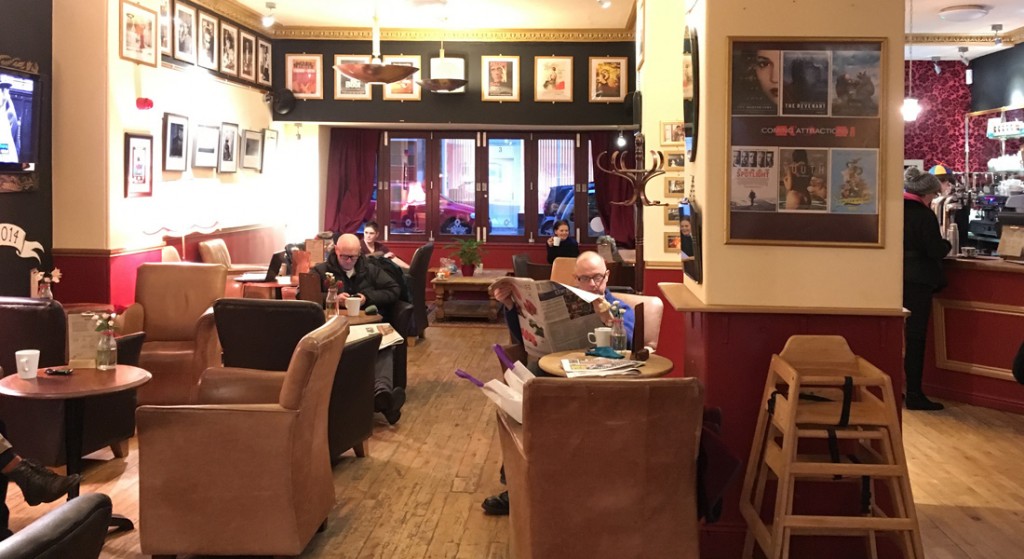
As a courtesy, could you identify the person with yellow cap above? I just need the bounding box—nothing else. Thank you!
[929,163,970,247]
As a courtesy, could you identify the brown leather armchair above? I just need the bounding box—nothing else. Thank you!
[196,238,264,272]
[613,292,664,350]
[120,263,225,405]
[498,377,704,559]
[137,317,348,558]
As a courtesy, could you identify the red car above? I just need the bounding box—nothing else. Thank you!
[398,194,476,235]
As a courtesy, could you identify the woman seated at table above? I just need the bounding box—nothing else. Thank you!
[361,221,395,259]
[546,219,580,264]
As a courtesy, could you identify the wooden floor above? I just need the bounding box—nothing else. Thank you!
[7,326,1024,558]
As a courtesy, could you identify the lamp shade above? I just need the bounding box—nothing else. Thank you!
[901,98,921,121]
[335,61,418,85]
[419,55,467,93]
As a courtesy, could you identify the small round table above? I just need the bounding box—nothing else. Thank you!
[538,350,674,378]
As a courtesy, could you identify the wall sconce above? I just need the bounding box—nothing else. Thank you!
[932,57,941,75]
[294,122,302,140]
[992,24,1003,46]
[262,2,276,28]
[616,131,627,147]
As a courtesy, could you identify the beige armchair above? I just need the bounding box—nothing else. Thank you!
[137,317,348,558]
[498,377,704,559]
[614,292,664,350]
[121,263,225,405]
[197,238,265,272]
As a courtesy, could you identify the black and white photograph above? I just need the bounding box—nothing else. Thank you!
[159,0,172,56]
[218,122,239,173]
[241,129,263,170]
[220,22,238,76]
[197,12,218,71]
[665,176,685,197]
[239,31,256,83]
[162,112,189,172]
[261,128,278,174]
[193,124,219,168]
[258,38,272,87]
[173,2,197,65]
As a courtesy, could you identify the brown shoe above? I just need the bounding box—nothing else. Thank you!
[7,459,81,506]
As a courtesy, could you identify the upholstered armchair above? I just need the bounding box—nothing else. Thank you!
[197,238,264,273]
[0,493,112,559]
[137,317,348,558]
[613,292,664,350]
[0,297,136,467]
[406,242,434,340]
[498,377,704,559]
[120,263,225,405]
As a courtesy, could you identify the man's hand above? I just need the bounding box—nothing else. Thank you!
[592,298,613,326]
[338,292,350,302]
[492,285,515,310]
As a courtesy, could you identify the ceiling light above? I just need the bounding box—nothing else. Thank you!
[261,2,276,28]
[419,20,468,93]
[932,56,942,75]
[992,23,1003,45]
[904,0,921,122]
[938,4,991,22]
[958,46,970,65]
[335,8,419,85]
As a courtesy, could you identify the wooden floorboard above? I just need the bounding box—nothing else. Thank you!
[6,325,1024,558]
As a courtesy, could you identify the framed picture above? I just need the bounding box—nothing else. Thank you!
[162,113,189,172]
[119,0,159,67]
[334,55,372,100]
[239,31,257,82]
[664,205,681,226]
[173,2,197,65]
[158,0,172,56]
[383,55,421,101]
[193,124,219,168]
[124,133,153,197]
[665,176,686,197]
[664,232,681,252]
[661,120,686,146]
[219,22,238,76]
[257,38,273,86]
[589,57,628,103]
[482,55,520,102]
[241,129,263,170]
[664,150,686,171]
[197,12,218,71]
[262,128,278,174]
[534,56,572,103]
[636,0,645,71]
[286,54,323,100]
[218,122,239,173]
[683,26,700,163]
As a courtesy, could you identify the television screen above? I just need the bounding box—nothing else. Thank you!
[0,67,41,172]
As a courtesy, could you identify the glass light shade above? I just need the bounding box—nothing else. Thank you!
[901,98,922,121]
[419,56,467,93]
[335,60,418,84]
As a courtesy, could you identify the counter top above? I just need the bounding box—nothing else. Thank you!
[944,256,1024,274]
[658,282,907,316]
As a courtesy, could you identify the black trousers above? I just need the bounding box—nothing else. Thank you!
[0,421,12,537]
[903,283,935,396]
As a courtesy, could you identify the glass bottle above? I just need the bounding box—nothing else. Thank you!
[96,330,118,371]
[325,287,339,317]
[38,282,53,300]
[610,317,628,351]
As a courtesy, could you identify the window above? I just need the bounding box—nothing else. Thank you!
[388,137,427,236]
[488,138,525,237]
[438,138,476,236]
[537,138,575,237]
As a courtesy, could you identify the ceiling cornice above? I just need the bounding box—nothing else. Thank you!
[188,0,266,32]
[275,27,634,42]
[908,24,1023,46]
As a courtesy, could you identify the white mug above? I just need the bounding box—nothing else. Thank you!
[552,237,561,247]
[345,297,360,317]
[15,349,40,380]
[588,327,612,347]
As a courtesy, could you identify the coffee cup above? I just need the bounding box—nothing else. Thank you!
[588,327,612,347]
[15,349,40,380]
[552,237,561,247]
[345,297,360,317]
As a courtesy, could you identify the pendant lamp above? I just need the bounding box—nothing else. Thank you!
[335,9,418,85]
[419,22,467,93]
[902,0,921,122]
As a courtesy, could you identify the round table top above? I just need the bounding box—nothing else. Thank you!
[538,350,674,378]
[343,312,383,325]
[0,364,152,400]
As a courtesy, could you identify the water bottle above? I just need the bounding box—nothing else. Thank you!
[610,317,628,351]
[96,330,118,371]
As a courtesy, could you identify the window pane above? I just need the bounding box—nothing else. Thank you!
[438,139,476,236]
[488,139,525,236]
[389,138,427,235]
[586,142,605,238]
[536,139,575,237]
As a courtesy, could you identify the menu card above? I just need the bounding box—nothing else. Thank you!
[67,312,100,368]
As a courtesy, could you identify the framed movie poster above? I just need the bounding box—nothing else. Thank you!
[726,38,884,247]
[383,55,421,101]
[334,55,372,100]
[220,22,238,76]
[124,133,153,197]
[589,57,628,103]
[535,56,572,103]
[218,122,239,173]
[173,2,197,65]
[482,56,519,102]
[286,54,323,100]
[162,113,189,172]
[257,38,273,87]
[193,124,220,168]
[158,0,172,56]
[197,12,218,71]
[239,31,257,82]
[119,0,159,68]
[241,129,263,170]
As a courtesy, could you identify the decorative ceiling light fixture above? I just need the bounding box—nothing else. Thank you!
[418,19,468,93]
[992,23,1003,45]
[335,6,419,85]
[932,56,942,74]
[938,4,991,22]
[261,2,276,28]
[902,0,922,122]
[959,47,973,84]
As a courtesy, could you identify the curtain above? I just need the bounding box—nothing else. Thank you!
[589,131,636,248]
[324,128,382,234]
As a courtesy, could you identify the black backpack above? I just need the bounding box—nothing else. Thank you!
[364,256,411,303]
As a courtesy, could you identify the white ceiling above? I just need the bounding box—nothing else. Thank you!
[234,0,1024,60]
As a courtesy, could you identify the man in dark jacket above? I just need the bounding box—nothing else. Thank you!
[313,234,404,423]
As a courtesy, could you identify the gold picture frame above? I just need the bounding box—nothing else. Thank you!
[482,55,520,102]
[285,53,323,100]
[664,205,681,226]
[588,57,628,103]
[661,121,686,146]
[119,0,159,68]
[333,55,372,100]
[665,176,685,198]
[664,149,686,170]
[383,55,422,101]
[535,56,573,103]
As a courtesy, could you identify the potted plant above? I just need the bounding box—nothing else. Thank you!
[448,239,484,277]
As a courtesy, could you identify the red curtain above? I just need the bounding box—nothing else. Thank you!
[324,128,382,234]
[589,131,636,248]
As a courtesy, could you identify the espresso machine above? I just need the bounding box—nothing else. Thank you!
[969,193,1005,244]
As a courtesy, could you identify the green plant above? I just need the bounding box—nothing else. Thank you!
[448,238,485,267]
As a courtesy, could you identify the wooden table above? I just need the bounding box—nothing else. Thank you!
[331,311,383,325]
[0,364,151,533]
[538,350,673,378]
[430,269,512,322]
[242,276,299,299]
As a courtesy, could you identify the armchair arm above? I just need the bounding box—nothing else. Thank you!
[387,300,415,337]
[188,307,221,403]
[119,303,144,334]
[0,493,112,559]
[197,367,286,405]
[608,286,636,294]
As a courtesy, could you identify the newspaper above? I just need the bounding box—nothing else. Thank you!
[346,323,404,350]
[561,357,644,378]
[455,360,532,424]
[489,277,605,359]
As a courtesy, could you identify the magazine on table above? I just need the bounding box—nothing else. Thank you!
[561,357,645,378]
[346,323,404,350]
[488,276,604,359]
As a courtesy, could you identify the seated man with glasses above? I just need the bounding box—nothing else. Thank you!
[312,234,405,424]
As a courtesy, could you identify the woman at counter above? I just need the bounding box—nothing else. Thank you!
[546,220,580,264]
[903,168,953,411]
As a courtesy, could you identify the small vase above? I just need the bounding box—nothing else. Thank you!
[461,264,476,277]
[37,283,53,300]
[96,330,118,371]
[325,287,339,317]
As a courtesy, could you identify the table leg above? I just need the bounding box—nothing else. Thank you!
[435,286,447,321]
[64,398,135,534]
[488,296,499,322]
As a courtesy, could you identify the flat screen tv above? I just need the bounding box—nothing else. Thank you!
[0,67,43,173]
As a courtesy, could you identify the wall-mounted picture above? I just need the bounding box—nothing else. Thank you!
[173,2,197,65]
[197,12,218,71]
[665,206,681,225]
[239,31,257,83]
[262,128,278,174]
[124,133,153,197]
[218,122,239,173]
[193,124,220,168]
[159,0,172,56]
[589,56,628,103]
[383,55,421,101]
[241,129,263,170]
[220,22,238,76]
[119,0,159,68]
[535,56,572,103]
[664,150,686,170]
[162,113,189,172]
[661,121,686,146]
[636,0,645,71]
[334,55,372,100]
[482,55,520,102]
[286,54,323,100]
[665,232,681,252]
[258,38,273,87]
[665,176,685,197]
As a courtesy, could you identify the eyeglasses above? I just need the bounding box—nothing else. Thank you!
[337,253,360,261]
[574,271,609,284]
